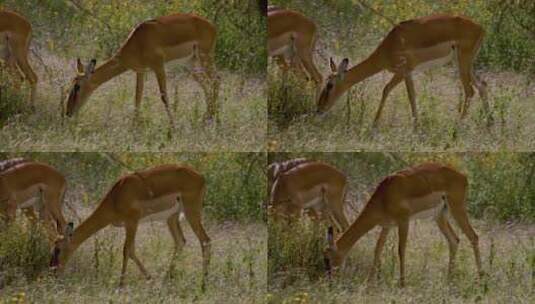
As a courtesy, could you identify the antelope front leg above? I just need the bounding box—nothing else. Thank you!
[372,74,403,129]
[404,74,418,131]
[369,226,391,281]
[397,220,409,287]
[120,221,151,287]
[134,72,145,123]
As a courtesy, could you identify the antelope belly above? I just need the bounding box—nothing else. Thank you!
[303,196,323,209]
[139,202,180,224]
[411,41,456,72]
[165,41,197,65]
[407,191,446,219]
[18,197,39,208]
[268,32,295,56]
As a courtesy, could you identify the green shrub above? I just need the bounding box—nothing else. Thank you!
[268,217,327,288]
[0,218,51,286]
[0,78,27,126]
[268,71,314,130]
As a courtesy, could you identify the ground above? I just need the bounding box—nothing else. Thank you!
[0,206,267,303]
[0,51,266,152]
[268,219,534,303]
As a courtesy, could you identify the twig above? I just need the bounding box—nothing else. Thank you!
[357,0,396,26]
[101,153,154,197]
[66,0,113,33]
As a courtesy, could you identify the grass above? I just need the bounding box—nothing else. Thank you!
[0,52,266,152]
[0,207,267,303]
[268,64,535,152]
[268,217,534,303]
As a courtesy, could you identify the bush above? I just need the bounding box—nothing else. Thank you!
[0,218,51,286]
[0,76,27,126]
[268,217,327,288]
[268,71,314,130]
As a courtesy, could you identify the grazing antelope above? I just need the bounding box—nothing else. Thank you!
[268,8,322,99]
[324,163,482,287]
[49,164,211,287]
[0,10,38,104]
[269,160,349,231]
[0,158,68,241]
[64,14,220,132]
[318,15,492,129]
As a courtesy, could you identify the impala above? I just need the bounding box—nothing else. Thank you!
[269,161,349,231]
[267,158,310,193]
[0,10,38,104]
[318,15,492,129]
[65,14,220,131]
[0,158,68,240]
[268,8,322,98]
[324,163,482,287]
[49,164,211,287]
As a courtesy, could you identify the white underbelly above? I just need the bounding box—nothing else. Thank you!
[165,41,197,66]
[138,196,183,224]
[19,197,40,208]
[139,204,179,223]
[409,41,456,73]
[270,45,291,57]
[302,196,323,209]
[269,32,296,57]
[408,191,446,220]
[300,184,328,210]
[414,52,454,73]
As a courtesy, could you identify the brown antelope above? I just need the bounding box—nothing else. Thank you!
[268,8,323,99]
[64,14,220,132]
[317,15,492,129]
[0,10,38,104]
[324,163,482,287]
[0,158,68,241]
[49,164,211,287]
[267,158,311,194]
[269,161,349,231]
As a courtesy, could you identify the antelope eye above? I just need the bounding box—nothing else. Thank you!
[74,84,80,91]
[326,82,334,90]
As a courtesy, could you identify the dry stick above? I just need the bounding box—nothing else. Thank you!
[345,88,352,132]
[357,0,396,26]
[173,83,179,115]
[60,87,65,124]
[66,0,114,33]
[101,153,154,198]
[64,199,82,223]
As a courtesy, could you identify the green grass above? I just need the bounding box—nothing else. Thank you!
[0,212,267,303]
[268,217,534,303]
[0,53,266,152]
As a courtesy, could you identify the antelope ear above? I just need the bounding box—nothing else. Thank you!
[327,226,335,247]
[329,57,337,73]
[76,58,84,74]
[86,59,97,74]
[337,58,349,80]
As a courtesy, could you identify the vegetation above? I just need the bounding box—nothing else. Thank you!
[268,0,535,151]
[0,0,266,151]
[0,153,266,303]
[268,152,535,303]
